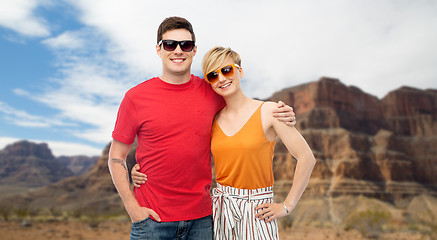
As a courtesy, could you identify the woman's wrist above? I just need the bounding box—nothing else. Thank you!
[282,202,290,215]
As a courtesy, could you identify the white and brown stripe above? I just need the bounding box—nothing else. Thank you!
[212,183,279,240]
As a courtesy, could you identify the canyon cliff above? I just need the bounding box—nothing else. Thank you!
[270,77,437,204]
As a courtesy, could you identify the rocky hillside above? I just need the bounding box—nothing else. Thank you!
[57,155,99,175]
[0,141,74,187]
[270,77,437,203]
[1,141,137,213]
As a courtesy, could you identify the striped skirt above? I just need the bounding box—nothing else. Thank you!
[212,183,279,240]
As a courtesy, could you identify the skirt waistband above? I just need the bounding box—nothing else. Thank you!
[213,183,273,201]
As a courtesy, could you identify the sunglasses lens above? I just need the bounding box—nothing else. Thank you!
[180,41,195,52]
[206,65,237,84]
[161,40,195,52]
[221,65,234,77]
[162,40,177,51]
[206,72,219,83]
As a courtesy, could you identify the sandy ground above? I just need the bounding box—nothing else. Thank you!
[0,221,130,240]
[0,220,431,240]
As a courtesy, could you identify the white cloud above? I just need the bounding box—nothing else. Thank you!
[0,0,52,37]
[0,137,102,157]
[31,28,137,144]
[64,0,437,99]
[42,31,84,49]
[45,140,103,157]
[17,61,132,143]
[0,101,69,128]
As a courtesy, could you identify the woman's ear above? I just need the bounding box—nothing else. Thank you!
[239,67,244,79]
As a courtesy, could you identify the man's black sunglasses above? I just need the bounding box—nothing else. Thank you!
[158,40,195,52]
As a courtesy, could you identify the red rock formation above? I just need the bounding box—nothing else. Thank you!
[270,77,437,202]
[382,87,437,137]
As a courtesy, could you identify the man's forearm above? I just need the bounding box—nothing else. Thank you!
[110,158,129,182]
[108,157,140,214]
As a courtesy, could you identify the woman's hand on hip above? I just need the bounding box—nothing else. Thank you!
[255,203,289,222]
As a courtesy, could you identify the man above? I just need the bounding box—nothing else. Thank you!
[108,16,295,240]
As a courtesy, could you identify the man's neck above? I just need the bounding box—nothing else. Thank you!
[160,72,192,85]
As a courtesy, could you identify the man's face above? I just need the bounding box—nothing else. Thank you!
[157,29,197,77]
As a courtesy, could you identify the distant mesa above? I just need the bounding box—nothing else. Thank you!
[0,140,99,197]
[0,141,133,213]
[0,140,74,188]
[57,155,99,175]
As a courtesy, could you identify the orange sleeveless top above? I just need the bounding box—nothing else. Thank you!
[211,103,276,189]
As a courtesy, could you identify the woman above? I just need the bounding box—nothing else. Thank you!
[134,46,316,239]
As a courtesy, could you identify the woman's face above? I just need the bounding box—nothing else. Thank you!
[207,59,244,97]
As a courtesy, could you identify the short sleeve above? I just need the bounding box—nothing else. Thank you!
[112,94,138,145]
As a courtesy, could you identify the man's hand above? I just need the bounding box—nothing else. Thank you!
[128,205,161,223]
[272,101,296,127]
[131,164,147,188]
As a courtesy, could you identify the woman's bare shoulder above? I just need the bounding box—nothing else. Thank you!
[261,101,278,112]
[260,101,278,121]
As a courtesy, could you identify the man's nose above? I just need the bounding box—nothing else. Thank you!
[173,44,183,54]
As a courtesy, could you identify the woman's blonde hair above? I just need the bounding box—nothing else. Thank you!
[202,46,241,77]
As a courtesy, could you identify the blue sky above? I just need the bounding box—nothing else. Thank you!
[0,0,436,156]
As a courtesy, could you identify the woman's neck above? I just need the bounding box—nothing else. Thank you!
[223,91,253,113]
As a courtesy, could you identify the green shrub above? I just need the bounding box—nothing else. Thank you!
[49,207,63,217]
[0,201,12,221]
[69,210,82,219]
[344,209,392,238]
[14,206,30,219]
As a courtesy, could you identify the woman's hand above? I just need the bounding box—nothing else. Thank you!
[131,163,147,188]
[255,202,289,222]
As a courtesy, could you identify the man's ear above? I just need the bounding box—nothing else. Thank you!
[239,67,244,79]
[156,44,162,58]
[192,45,197,57]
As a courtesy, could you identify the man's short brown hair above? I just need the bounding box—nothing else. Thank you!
[157,16,196,44]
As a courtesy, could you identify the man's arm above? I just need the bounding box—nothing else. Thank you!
[108,139,160,222]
